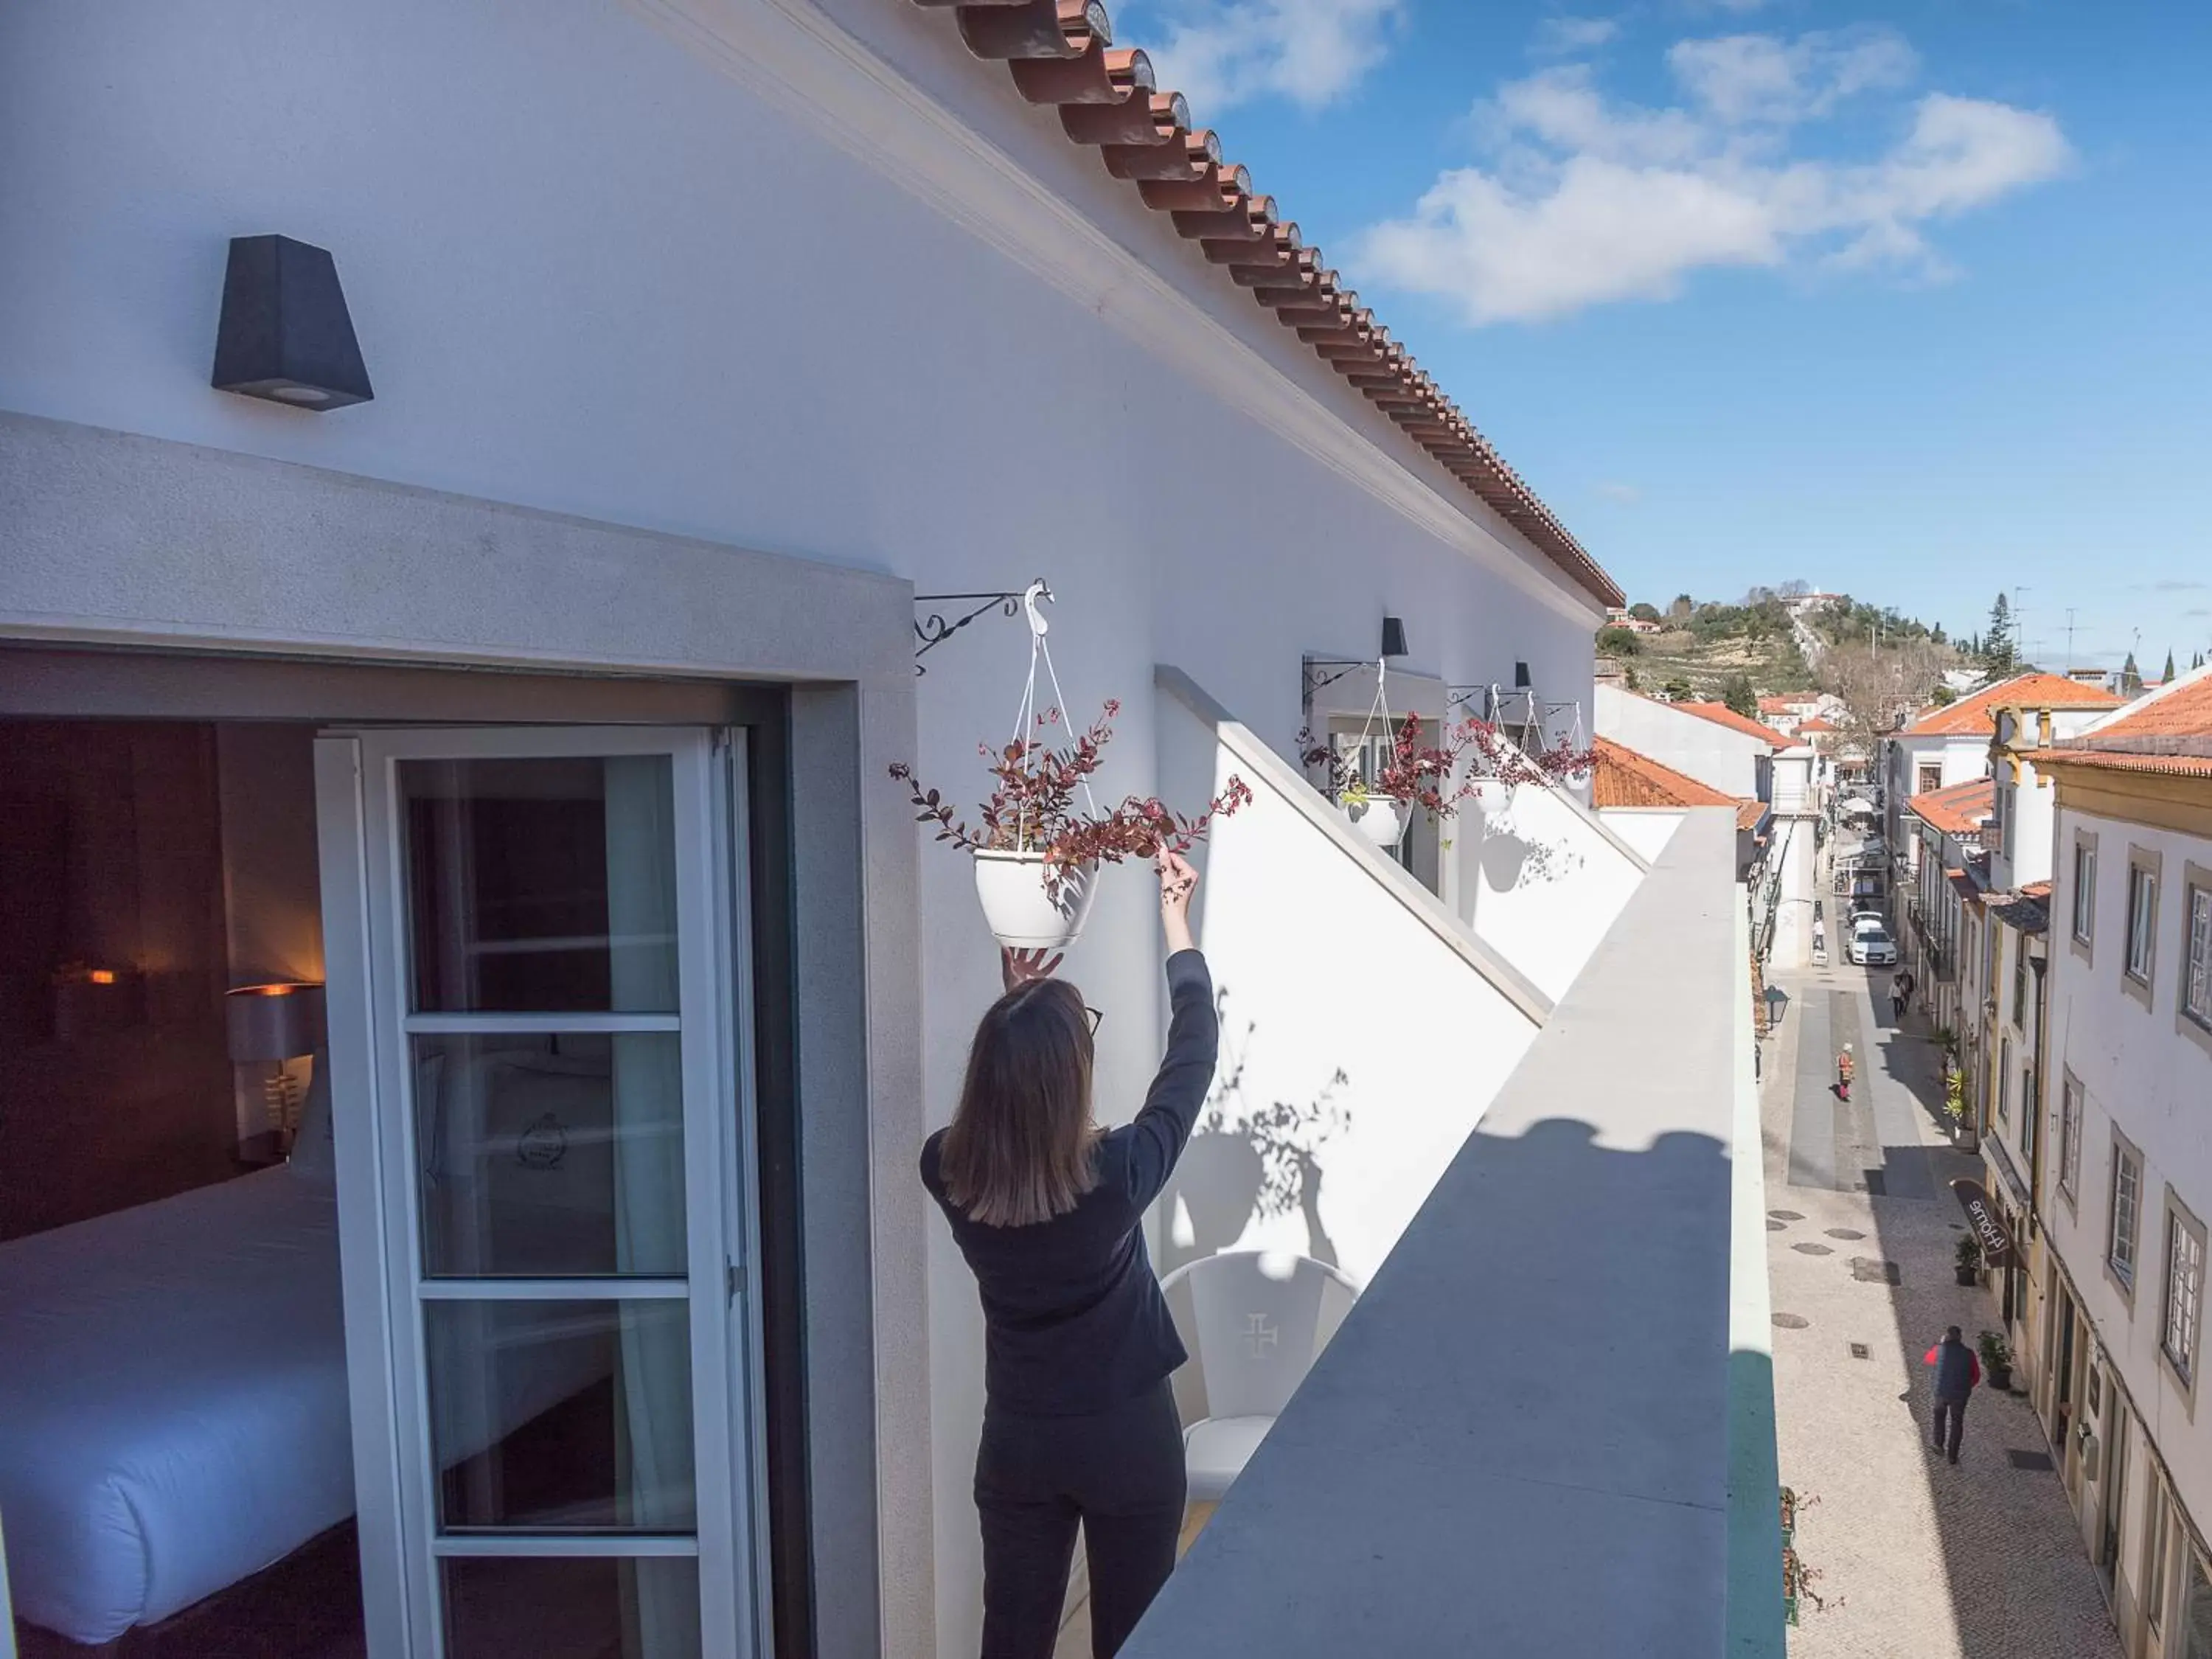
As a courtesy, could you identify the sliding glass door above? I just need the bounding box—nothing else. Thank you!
[317,728,756,1659]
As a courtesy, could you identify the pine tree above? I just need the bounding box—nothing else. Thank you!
[2164,650,2177,684]
[2122,652,2143,695]
[1721,673,1759,719]
[1983,594,2017,675]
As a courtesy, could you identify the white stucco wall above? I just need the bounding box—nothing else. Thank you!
[2044,802,2212,1549]
[1153,676,1546,1290]
[1598,808,1688,863]
[1593,686,1768,800]
[0,4,1613,1655]
[1453,776,1646,1006]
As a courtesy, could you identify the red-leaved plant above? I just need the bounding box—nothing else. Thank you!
[890,700,1252,895]
[1300,714,1593,818]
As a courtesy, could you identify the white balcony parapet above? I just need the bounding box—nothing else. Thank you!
[1121,806,1784,1656]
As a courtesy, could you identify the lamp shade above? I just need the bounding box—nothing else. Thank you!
[226,982,327,1062]
[212,235,374,411]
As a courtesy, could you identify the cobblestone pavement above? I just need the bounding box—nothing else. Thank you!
[1764,961,2123,1659]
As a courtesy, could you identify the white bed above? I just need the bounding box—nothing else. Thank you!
[0,1045,625,1649]
[0,1167,353,1646]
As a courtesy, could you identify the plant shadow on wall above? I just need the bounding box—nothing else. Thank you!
[1161,987,1352,1273]
[1467,783,1585,891]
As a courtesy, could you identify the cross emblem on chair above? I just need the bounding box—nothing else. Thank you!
[1243,1313,1279,1358]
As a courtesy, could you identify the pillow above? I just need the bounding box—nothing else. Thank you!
[289,1049,336,1180]
[289,1046,448,1182]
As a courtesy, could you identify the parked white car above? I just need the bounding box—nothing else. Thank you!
[1849,919,1897,966]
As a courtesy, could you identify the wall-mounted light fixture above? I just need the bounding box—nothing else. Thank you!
[1380,616,1409,660]
[1514,661,1531,689]
[212,235,374,411]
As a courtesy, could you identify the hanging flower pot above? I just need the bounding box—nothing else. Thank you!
[1300,698,1592,855]
[1346,794,1403,847]
[891,700,1250,953]
[972,849,1100,950]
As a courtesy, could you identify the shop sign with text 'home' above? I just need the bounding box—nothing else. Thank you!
[1950,1178,2016,1270]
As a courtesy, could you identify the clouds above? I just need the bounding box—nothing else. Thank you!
[1351,27,2070,326]
[1596,480,1644,503]
[1533,15,1621,56]
[1134,0,1404,112]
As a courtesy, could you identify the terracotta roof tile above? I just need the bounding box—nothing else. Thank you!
[2035,750,2212,781]
[1798,717,1836,733]
[1904,672,2124,737]
[2079,667,2212,742]
[1590,738,1761,832]
[907,1,1622,608]
[1907,776,1994,838]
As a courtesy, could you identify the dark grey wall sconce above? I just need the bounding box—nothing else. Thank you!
[1380,616,1409,659]
[212,235,373,411]
[1514,661,1532,688]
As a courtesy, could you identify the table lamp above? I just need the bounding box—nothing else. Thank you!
[226,982,327,1144]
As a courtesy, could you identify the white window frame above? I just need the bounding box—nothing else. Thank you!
[2183,874,2212,1040]
[2072,832,2098,957]
[316,726,762,1659]
[2126,850,2160,995]
[2057,1074,2081,1204]
[2162,1192,2205,1397]
[2110,1127,2142,1299]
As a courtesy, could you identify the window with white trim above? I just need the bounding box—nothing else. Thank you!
[2021,1062,2039,1165]
[1995,1035,2011,1126]
[2073,838,2096,943]
[2058,1075,2081,1200]
[2111,1137,2142,1290]
[2128,861,2159,985]
[2187,882,2212,1031]
[2012,928,2029,1027]
[1918,763,1942,795]
[2164,1206,2204,1384]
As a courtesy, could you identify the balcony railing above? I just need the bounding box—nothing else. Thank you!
[1122,808,1781,1658]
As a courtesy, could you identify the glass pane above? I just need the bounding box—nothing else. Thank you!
[443,1555,700,1659]
[402,755,678,1014]
[415,1032,686,1277]
[428,1300,695,1533]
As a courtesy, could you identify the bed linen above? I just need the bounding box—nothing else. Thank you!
[0,1169,353,1646]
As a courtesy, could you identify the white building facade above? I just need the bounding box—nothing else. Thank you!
[2028,675,2212,1659]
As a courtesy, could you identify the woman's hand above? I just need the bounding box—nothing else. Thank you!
[1001,947,1063,992]
[1157,850,1199,956]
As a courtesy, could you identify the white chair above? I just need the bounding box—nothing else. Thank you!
[1158,1251,1360,1501]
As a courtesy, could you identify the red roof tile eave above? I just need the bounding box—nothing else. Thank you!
[905,2,1622,611]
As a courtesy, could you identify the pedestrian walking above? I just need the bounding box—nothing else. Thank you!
[1892,969,1915,1022]
[1836,1043,1854,1102]
[1924,1325,1983,1464]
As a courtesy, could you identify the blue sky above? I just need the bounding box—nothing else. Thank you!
[1115,0,2212,671]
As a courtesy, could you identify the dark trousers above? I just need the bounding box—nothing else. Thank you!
[975,1380,1187,1659]
[1933,1394,1969,1459]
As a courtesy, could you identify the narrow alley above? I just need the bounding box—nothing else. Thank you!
[1761,956,2123,1659]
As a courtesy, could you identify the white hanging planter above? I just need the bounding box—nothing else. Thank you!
[1346,796,1404,848]
[973,849,1100,950]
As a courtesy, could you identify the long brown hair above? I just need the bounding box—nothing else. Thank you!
[940,978,1099,1227]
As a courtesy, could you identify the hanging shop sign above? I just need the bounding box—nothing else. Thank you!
[1949,1178,2017,1270]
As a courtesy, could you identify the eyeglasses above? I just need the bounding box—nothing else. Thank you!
[1083,1006,1105,1035]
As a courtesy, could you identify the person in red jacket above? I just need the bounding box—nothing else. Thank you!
[1924,1326,1983,1464]
[1836,1044,1855,1102]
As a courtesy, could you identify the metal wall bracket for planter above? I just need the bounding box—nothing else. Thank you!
[913,580,1051,675]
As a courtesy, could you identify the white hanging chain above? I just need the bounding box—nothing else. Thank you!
[1008,582,1099,852]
